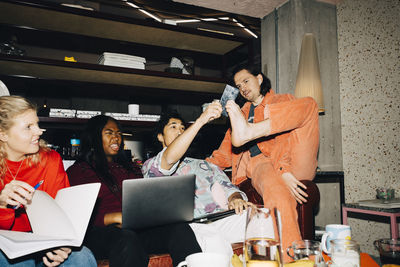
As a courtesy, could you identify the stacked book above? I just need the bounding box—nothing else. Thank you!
[49,108,76,118]
[76,110,101,119]
[98,52,146,70]
[105,112,160,122]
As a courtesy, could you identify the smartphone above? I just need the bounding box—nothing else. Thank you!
[220,84,239,117]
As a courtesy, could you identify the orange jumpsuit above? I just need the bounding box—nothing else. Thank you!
[206,90,319,262]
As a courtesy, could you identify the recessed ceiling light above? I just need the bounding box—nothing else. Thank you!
[197,28,234,36]
[175,19,201,23]
[126,2,139,8]
[244,28,258,38]
[201,18,218,21]
[138,9,162,22]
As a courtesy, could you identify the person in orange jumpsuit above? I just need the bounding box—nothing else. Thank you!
[206,64,319,262]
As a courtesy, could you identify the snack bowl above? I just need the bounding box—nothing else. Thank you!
[376,188,395,203]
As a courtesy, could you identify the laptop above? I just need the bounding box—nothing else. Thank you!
[122,174,195,230]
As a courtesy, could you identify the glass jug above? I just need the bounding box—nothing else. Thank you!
[328,239,360,267]
[244,205,283,267]
[373,238,400,266]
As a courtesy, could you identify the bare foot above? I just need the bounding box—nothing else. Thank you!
[226,100,252,147]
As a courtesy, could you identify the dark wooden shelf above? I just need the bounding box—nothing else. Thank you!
[39,116,155,127]
[38,117,156,137]
[0,0,253,103]
[0,0,248,55]
[0,55,227,94]
[0,23,225,70]
[0,0,250,131]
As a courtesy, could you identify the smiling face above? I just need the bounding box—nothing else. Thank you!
[102,120,122,162]
[0,110,43,161]
[234,69,264,105]
[157,118,185,148]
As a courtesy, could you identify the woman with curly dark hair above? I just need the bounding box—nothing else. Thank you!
[67,115,201,267]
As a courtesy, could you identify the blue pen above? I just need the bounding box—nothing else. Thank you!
[13,180,44,210]
[33,180,44,190]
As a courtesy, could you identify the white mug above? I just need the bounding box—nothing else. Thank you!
[128,104,139,115]
[176,252,230,267]
[321,224,351,254]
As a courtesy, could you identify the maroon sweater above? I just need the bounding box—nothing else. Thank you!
[67,161,142,227]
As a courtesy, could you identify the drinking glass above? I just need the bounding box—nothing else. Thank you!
[374,238,400,266]
[244,205,283,267]
[287,240,324,266]
[328,239,360,267]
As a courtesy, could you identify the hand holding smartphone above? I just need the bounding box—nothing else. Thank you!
[220,84,239,117]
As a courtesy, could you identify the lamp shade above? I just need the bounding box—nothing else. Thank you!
[294,33,325,113]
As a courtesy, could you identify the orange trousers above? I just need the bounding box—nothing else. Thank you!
[245,152,300,263]
[244,98,319,263]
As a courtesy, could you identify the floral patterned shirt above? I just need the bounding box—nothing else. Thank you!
[142,148,247,218]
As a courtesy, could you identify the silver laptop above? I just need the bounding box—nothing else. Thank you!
[122,174,196,230]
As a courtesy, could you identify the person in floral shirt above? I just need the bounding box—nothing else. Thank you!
[142,105,251,258]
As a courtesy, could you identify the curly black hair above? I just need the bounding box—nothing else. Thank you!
[78,115,134,187]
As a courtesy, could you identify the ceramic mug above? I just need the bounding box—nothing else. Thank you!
[128,104,139,115]
[176,252,230,267]
[321,224,351,254]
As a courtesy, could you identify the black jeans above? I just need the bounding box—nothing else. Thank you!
[84,223,201,267]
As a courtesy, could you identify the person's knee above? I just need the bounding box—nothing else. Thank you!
[168,222,193,237]
[117,229,142,253]
[111,229,148,267]
[64,246,97,267]
[201,235,232,256]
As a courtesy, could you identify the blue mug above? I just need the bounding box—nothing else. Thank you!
[321,224,351,254]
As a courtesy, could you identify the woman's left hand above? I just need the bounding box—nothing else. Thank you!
[228,194,249,214]
[42,247,71,266]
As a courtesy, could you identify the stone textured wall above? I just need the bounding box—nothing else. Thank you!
[337,0,400,255]
[261,0,343,230]
[261,0,343,172]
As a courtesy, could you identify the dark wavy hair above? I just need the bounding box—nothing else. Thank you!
[78,115,133,187]
[153,110,186,151]
[231,64,271,96]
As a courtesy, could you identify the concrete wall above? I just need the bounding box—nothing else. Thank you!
[261,0,343,172]
[261,0,400,256]
[337,0,400,256]
[261,0,343,232]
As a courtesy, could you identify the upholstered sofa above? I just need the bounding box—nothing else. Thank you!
[97,179,320,267]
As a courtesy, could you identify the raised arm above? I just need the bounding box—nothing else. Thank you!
[226,97,318,147]
[160,101,222,170]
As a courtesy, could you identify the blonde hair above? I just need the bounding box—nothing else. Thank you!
[0,96,48,182]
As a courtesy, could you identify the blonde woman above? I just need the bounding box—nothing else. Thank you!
[0,96,96,267]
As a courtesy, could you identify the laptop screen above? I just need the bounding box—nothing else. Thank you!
[122,174,195,229]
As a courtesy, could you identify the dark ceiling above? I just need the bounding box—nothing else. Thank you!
[52,0,261,38]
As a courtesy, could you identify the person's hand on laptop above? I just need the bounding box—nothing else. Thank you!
[228,192,249,214]
[104,212,122,227]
